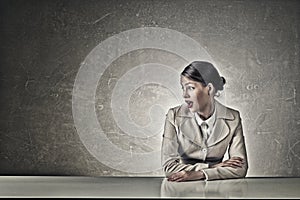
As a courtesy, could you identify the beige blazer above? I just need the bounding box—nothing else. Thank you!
[161,100,248,181]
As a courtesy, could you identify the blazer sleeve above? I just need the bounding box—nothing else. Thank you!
[202,112,248,181]
[161,108,209,177]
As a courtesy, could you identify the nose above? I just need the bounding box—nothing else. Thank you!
[182,90,189,98]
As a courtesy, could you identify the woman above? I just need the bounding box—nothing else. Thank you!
[161,61,248,181]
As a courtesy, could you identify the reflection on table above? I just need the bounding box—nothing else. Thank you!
[0,176,299,198]
[160,178,248,198]
[160,177,300,198]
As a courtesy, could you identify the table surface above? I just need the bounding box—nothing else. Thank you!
[0,176,299,198]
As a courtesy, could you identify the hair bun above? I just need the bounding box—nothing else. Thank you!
[221,76,226,85]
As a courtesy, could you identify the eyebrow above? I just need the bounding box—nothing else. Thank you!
[183,82,196,86]
[180,82,196,88]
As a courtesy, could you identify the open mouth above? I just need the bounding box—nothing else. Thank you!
[185,100,193,108]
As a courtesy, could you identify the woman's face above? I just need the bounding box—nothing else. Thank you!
[180,75,210,113]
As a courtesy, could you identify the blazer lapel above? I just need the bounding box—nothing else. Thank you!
[177,104,204,147]
[207,119,229,147]
[207,100,234,147]
[176,101,235,147]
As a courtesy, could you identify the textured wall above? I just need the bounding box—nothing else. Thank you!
[0,0,299,176]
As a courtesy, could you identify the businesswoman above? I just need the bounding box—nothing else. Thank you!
[161,61,248,181]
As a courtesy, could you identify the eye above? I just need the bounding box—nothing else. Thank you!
[188,86,195,90]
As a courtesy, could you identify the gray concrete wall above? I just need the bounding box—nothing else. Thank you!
[0,0,299,177]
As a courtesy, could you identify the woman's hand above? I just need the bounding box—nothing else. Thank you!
[167,157,245,182]
[211,156,244,168]
[167,170,205,182]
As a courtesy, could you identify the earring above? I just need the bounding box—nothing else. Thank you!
[215,91,220,97]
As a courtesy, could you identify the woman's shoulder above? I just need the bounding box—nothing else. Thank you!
[164,104,188,125]
[166,105,181,117]
[167,103,189,114]
[167,104,183,112]
[216,100,241,120]
[225,105,240,115]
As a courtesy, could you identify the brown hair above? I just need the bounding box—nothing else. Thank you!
[181,61,226,91]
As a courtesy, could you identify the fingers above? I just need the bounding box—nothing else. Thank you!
[167,175,181,182]
[167,171,204,182]
[231,156,244,161]
[167,171,186,182]
[224,157,245,168]
[225,161,243,168]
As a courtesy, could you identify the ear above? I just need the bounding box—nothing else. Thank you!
[207,83,214,95]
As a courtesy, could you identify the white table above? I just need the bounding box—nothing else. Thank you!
[0,176,299,198]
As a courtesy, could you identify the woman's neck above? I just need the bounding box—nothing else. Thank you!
[198,99,215,120]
